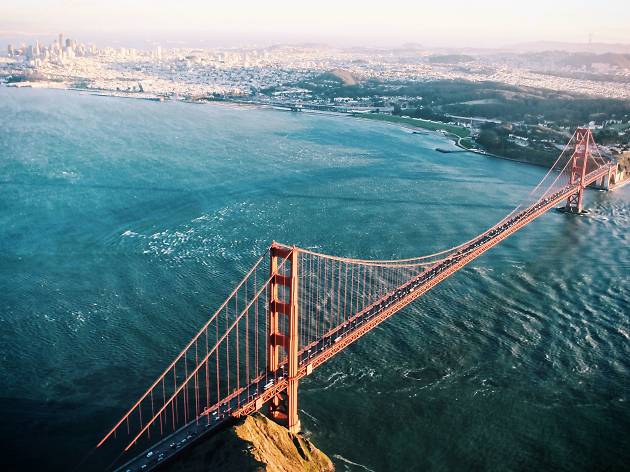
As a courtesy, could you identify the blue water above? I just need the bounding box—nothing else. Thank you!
[0,87,628,471]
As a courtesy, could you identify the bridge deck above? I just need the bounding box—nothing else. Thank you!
[115,165,612,472]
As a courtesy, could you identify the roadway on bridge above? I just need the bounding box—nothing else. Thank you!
[114,164,613,472]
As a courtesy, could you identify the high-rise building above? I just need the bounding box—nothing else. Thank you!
[7,44,13,57]
[58,33,64,49]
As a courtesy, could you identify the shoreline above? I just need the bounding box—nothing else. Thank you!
[0,82,529,164]
[226,98,558,169]
[3,81,478,152]
[2,82,627,185]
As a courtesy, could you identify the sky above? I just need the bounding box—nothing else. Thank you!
[1,0,629,49]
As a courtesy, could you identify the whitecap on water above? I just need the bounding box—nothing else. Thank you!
[51,169,80,180]
[322,371,347,390]
[332,454,376,472]
[299,409,319,424]
[67,310,87,333]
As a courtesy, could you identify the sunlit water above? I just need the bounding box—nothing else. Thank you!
[0,87,628,471]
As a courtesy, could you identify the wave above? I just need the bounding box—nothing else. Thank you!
[333,454,376,472]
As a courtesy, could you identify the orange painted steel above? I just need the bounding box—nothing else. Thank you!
[97,129,616,472]
[267,243,300,433]
[288,165,612,379]
[95,251,269,449]
[565,128,593,213]
[232,158,614,431]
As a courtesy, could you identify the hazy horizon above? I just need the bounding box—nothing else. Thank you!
[2,0,629,50]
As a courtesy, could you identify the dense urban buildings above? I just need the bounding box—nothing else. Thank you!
[2,34,630,100]
[2,34,630,163]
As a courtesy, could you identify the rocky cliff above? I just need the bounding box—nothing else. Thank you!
[158,413,334,472]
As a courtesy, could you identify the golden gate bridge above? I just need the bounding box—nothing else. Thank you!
[97,128,618,471]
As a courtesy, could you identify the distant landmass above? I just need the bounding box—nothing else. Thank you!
[428,54,474,64]
[560,52,630,68]
[506,41,630,54]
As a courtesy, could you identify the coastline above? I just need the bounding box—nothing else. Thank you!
[2,82,625,183]
[2,81,475,151]
[1,78,628,472]
[217,98,556,168]
[0,82,516,163]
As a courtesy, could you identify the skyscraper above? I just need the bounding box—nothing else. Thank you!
[58,33,64,49]
[7,44,13,57]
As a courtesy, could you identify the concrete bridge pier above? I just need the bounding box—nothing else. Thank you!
[590,165,616,191]
[601,171,610,190]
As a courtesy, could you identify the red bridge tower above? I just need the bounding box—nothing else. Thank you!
[564,127,595,213]
[267,243,301,433]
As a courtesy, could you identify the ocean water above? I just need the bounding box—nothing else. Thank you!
[0,87,628,471]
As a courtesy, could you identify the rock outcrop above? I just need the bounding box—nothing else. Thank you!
[158,413,334,472]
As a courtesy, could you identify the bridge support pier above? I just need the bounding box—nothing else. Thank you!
[267,243,301,434]
[590,164,615,191]
[601,165,614,190]
[602,167,611,190]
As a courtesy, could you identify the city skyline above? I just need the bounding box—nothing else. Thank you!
[1,0,630,49]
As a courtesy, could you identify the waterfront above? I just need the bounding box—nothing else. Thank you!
[0,86,629,471]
